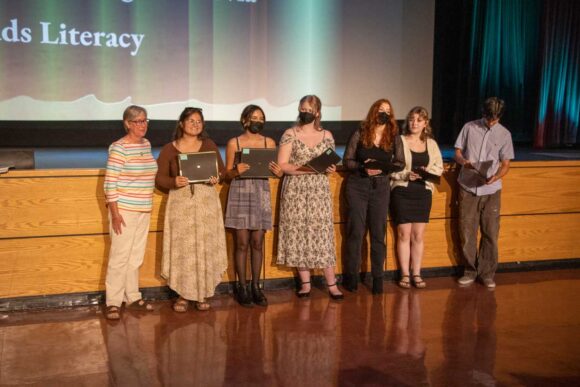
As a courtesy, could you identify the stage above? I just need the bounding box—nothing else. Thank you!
[1,152,580,312]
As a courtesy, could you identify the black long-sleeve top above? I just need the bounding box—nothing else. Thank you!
[342,129,405,177]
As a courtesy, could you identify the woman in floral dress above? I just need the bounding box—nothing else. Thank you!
[277,95,343,300]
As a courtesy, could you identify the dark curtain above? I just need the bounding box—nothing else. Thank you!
[433,0,580,147]
[534,0,580,147]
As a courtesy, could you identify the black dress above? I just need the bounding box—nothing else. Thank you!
[390,150,432,224]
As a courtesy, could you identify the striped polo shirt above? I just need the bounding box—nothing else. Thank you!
[104,138,158,212]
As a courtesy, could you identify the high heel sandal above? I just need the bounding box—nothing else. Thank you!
[297,281,311,298]
[327,283,344,301]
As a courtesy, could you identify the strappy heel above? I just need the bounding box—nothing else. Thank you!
[297,281,311,298]
[327,283,344,301]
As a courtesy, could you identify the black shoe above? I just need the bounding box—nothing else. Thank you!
[297,281,311,298]
[251,283,268,307]
[327,283,344,301]
[342,275,358,293]
[236,282,253,307]
[372,277,384,295]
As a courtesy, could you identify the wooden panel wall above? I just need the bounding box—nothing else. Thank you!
[1,161,579,298]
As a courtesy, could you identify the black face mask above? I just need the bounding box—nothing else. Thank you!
[248,121,264,134]
[377,112,390,125]
[299,111,316,125]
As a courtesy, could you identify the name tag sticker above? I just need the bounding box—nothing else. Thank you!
[242,149,250,154]
[326,149,332,155]
[179,154,188,160]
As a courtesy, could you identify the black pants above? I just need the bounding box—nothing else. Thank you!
[344,175,390,284]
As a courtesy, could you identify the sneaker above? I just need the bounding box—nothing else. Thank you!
[457,276,475,286]
[482,278,496,289]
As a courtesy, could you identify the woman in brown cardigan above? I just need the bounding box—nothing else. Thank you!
[156,107,227,312]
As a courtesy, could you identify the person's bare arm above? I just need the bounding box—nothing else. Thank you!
[486,159,510,185]
[454,148,474,169]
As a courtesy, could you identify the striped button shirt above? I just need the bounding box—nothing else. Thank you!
[104,138,158,212]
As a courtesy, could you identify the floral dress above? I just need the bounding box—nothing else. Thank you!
[276,129,336,268]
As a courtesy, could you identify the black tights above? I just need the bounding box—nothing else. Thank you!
[234,229,265,285]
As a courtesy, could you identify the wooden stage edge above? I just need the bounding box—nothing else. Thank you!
[1,160,580,310]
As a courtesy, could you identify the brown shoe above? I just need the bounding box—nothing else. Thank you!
[412,275,427,289]
[105,305,121,320]
[398,275,411,289]
[194,300,211,311]
[173,297,189,313]
[127,299,154,311]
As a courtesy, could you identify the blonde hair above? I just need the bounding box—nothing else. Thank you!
[298,95,322,130]
[403,106,433,141]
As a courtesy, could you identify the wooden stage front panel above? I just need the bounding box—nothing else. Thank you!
[1,161,579,298]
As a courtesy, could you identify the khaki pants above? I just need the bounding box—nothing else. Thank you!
[106,209,151,307]
[458,188,501,280]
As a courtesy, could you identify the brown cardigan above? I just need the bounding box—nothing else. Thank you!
[155,139,225,193]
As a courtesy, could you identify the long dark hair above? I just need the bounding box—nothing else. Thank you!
[240,104,266,130]
[360,98,398,150]
[173,107,207,140]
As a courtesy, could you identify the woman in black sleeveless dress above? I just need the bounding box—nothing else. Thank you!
[224,105,282,307]
[390,107,443,289]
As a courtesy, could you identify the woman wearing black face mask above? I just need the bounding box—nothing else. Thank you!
[224,104,283,307]
[342,98,405,294]
[277,95,344,300]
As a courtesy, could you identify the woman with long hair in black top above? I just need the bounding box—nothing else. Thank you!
[342,98,404,294]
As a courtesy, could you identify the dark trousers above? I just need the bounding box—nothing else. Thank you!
[344,175,390,284]
[458,188,501,280]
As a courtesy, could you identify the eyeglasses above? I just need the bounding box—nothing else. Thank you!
[129,119,150,125]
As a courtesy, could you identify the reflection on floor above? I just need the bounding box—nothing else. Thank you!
[1,270,579,386]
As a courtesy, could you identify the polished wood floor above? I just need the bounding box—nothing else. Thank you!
[1,270,579,386]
